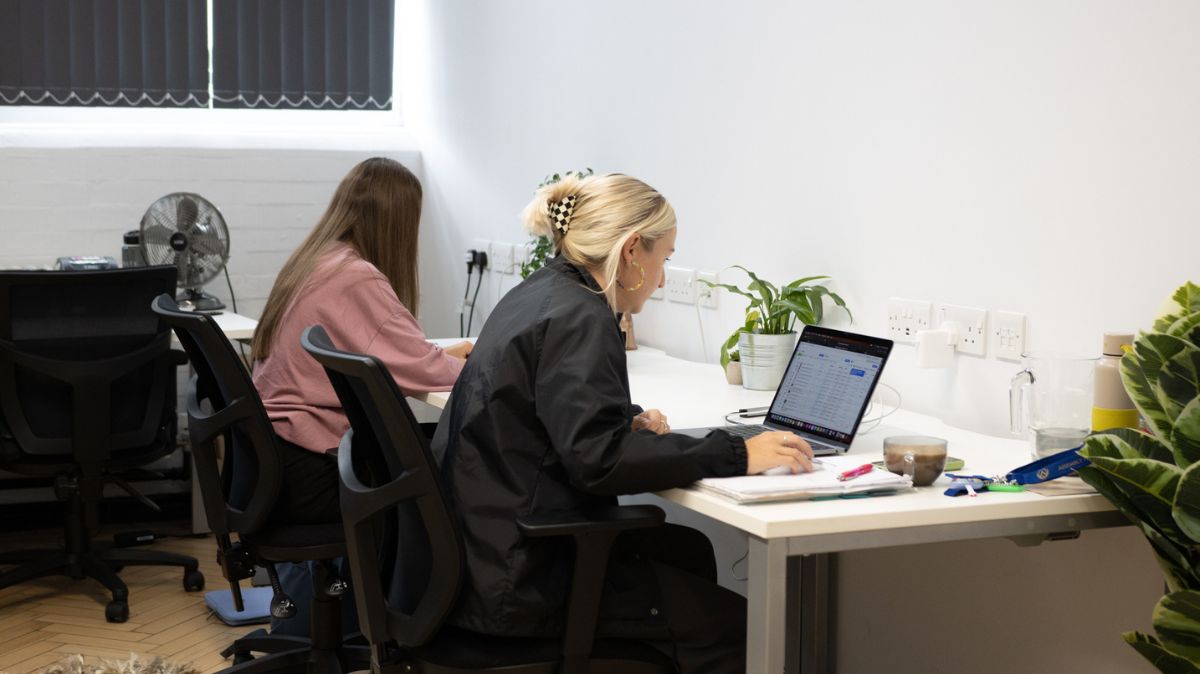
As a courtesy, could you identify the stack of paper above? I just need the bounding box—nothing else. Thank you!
[696,456,913,504]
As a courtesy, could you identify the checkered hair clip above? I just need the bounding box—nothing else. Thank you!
[547,195,577,235]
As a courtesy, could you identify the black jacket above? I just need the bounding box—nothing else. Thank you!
[431,255,748,637]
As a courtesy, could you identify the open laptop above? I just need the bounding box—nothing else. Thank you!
[678,326,893,455]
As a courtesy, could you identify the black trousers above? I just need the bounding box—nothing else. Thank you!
[273,437,341,525]
[598,524,747,674]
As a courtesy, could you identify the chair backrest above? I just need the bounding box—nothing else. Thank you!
[0,267,178,470]
[151,294,281,539]
[300,325,462,650]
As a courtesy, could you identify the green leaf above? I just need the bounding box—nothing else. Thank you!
[1176,282,1200,316]
[803,287,825,326]
[1174,399,1200,467]
[1140,333,1193,384]
[1159,348,1200,424]
[1175,460,1200,543]
[1168,312,1200,345]
[775,297,815,328]
[784,275,830,288]
[1125,350,1176,442]
[1125,631,1200,673]
[1155,590,1200,662]
[701,281,759,305]
[826,290,853,323]
[1084,455,1181,507]
[1099,427,1178,463]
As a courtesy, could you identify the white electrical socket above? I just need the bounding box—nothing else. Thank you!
[938,304,988,356]
[492,242,516,274]
[696,271,719,309]
[992,310,1027,361]
[665,266,696,304]
[886,297,932,343]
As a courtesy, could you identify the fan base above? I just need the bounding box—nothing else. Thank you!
[176,289,226,314]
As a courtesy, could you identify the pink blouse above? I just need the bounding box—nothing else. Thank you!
[252,242,463,453]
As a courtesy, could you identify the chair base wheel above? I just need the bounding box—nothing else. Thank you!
[183,569,205,592]
[105,600,129,623]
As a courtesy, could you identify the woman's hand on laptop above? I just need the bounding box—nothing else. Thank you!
[746,432,815,475]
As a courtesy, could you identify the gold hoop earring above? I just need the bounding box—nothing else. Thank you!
[623,260,646,292]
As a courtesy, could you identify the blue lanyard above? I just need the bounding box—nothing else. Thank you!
[1004,446,1089,485]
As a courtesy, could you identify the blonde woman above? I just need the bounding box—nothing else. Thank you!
[252,157,470,525]
[432,173,812,672]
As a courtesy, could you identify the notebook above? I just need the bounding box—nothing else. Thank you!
[696,455,912,504]
[678,326,894,455]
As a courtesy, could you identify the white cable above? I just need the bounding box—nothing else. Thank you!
[694,294,709,363]
[858,383,902,434]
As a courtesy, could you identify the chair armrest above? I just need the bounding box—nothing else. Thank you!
[517,505,665,674]
[516,505,664,539]
[169,348,189,367]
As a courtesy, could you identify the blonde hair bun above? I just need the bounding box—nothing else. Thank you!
[521,173,588,240]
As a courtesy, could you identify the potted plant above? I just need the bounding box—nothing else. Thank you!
[702,266,851,390]
[519,168,593,279]
[1074,281,1200,672]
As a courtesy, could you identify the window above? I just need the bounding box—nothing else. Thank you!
[0,0,394,110]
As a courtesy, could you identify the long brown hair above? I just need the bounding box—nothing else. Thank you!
[251,157,423,361]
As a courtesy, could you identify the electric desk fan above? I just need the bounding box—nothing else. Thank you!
[139,193,230,313]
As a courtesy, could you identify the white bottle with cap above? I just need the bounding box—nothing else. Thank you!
[1092,332,1139,431]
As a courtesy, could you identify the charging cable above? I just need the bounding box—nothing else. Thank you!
[858,383,902,433]
[460,254,474,338]
[460,249,488,337]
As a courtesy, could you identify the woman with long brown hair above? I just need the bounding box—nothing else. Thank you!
[252,157,470,524]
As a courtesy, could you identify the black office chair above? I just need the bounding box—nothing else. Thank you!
[300,325,674,674]
[151,295,369,674]
[0,268,204,622]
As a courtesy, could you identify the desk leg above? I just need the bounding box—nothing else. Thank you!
[796,553,837,674]
[747,536,787,673]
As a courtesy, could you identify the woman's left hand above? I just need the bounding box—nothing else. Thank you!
[632,409,670,435]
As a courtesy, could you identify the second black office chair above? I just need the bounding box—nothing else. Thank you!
[0,268,203,622]
[152,295,368,674]
[301,325,673,674]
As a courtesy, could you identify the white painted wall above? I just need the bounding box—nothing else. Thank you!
[401,1,1190,671]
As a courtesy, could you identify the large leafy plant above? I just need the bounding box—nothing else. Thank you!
[1076,281,1200,672]
[519,168,594,279]
[701,266,850,367]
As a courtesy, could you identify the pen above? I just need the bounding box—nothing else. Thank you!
[837,463,874,481]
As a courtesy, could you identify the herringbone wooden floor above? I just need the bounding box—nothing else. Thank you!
[0,524,248,674]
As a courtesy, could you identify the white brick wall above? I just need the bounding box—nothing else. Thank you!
[0,147,424,323]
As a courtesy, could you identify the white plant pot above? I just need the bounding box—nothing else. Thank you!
[739,332,797,391]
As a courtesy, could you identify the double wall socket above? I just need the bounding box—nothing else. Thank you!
[938,304,987,356]
[665,266,696,304]
[886,298,932,343]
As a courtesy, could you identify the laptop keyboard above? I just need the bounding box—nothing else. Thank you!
[721,425,838,452]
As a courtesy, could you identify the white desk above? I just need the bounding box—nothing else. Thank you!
[417,345,1130,673]
[209,311,258,342]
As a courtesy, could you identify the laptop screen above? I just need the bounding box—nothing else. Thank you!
[764,326,893,446]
